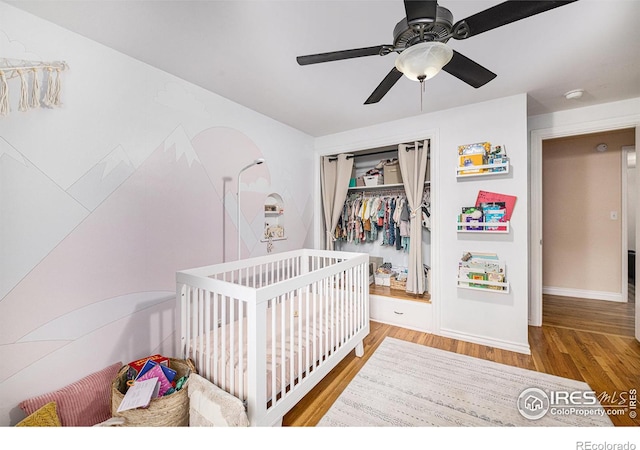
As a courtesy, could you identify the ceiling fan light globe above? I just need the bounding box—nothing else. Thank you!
[395,41,453,81]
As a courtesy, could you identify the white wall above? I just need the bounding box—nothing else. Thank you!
[0,3,315,425]
[315,94,530,354]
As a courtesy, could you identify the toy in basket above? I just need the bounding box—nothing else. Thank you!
[111,357,196,426]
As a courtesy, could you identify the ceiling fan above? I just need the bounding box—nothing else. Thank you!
[296,0,578,104]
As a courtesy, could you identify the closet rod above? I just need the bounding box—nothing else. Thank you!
[349,187,407,197]
[402,141,428,151]
[326,154,355,161]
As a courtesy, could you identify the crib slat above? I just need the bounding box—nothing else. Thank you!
[213,293,219,383]
[280,291,287,402]
[289,289,295,391]
[229,298,237,395]
[239,299,245,400]
[221,295,227,390]
[304,282,310,379]
[270,297,276,406]
[204,291,211,380]
[192,288,198,367]
[312,280,318,372]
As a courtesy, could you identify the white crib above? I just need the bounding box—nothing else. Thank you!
[176,249,370,426]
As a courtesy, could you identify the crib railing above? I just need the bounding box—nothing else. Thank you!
[176,249,369,426]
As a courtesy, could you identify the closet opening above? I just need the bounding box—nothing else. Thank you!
[323,141,431,303]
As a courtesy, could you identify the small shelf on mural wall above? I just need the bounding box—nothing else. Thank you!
[263,193,285,250]
[260,237,287,243]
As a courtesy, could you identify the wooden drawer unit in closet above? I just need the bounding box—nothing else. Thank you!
[369,294,431,333]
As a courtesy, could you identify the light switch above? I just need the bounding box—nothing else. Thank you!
[610,211,618,220]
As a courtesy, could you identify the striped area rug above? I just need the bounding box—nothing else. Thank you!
[318,337,613,427]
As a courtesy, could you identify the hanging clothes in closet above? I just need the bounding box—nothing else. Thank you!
[334,188,430,253]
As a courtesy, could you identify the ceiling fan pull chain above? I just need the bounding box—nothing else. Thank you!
[419,76,426,112]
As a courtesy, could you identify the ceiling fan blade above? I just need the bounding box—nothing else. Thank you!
[296,46,387,65]
[452,1,579,40]
[442,50,497,88]
[404,0,438,26]
[364,67,404,104]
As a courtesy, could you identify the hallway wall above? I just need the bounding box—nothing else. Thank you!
[542,129,635,301]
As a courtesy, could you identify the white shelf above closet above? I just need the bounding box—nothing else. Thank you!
[456,161,509,178]
[349,181,429,191]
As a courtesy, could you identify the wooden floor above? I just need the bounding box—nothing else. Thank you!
[283,284,639,427]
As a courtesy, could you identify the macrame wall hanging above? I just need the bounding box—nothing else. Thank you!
[0,58,69,117]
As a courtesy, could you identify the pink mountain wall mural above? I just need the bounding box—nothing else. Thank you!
[0,125,275,419]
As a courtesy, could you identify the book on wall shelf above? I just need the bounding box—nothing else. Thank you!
[456,143,509,177]
[475,191,516,222]
[477,201,507,231]
[457,191,514,233]
[457,251,509,293]
[458,206,484,231]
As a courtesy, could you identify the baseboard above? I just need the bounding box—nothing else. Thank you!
[543,286,625,303]
[370,319,432,334]
[438,328,531,355]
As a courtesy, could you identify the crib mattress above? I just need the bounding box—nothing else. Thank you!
[189,291,358,402]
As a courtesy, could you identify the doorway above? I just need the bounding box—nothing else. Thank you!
[542,130,634,302]
[531,121,639,342]
[541,131,636,336]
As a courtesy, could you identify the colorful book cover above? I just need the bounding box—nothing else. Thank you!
[458,153,486,174]
[127,354,169,374]
[458,142,490,174]
[475,191,517,221]
[487,272,506,290]
[136,359,177,382]
[460,206,483,231]
[469,272,488,288]
[479,202,506,231]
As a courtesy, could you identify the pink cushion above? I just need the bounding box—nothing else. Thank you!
[19,361,122,426]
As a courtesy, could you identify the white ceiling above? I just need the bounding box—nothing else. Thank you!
[7,0,640,137]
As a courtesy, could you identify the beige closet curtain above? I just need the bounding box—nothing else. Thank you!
[321,154,354,250]
[398,141,429,294]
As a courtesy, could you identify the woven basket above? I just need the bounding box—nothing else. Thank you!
[390,276,407,291]
[111,358,196,427]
